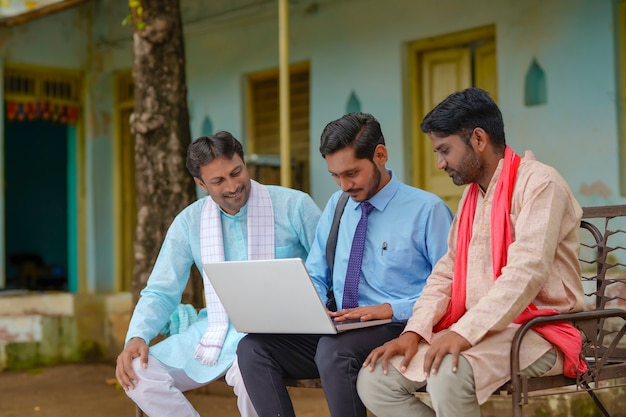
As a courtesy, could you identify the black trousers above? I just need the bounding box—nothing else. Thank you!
[237,323,405,417]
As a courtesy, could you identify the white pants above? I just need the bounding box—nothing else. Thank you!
[126,355,258,417]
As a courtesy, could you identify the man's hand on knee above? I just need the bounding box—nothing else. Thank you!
[362,331,421,374]
[423,331,470,377]
[116,337,149,391]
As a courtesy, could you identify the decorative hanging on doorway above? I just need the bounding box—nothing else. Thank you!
[4,99,79,125]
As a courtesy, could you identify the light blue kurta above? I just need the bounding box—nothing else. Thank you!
[125,185,321,383]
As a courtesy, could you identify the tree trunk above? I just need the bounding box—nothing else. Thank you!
[129,0,200,305]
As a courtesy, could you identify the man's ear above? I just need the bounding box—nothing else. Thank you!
[194,177,208,193]
[471,128,489,152]
[374,144,388,164]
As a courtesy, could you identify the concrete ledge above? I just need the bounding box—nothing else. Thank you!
[0,292,74,316]
[0,315,42,343]
[0,292,133,371]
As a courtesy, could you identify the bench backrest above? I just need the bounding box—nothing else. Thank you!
[579,205,626,355]
[510,205,626,416]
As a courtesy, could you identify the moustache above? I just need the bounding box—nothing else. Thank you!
[223,186,244,198]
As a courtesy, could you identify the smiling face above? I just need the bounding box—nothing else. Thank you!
[194,155,251,214]
[324,144,390,202]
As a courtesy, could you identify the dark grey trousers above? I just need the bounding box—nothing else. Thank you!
[237,323,405,417]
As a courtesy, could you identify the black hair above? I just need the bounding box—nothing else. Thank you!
[319,112,385,160]
[186,131,245,179]
[421,87,505,147]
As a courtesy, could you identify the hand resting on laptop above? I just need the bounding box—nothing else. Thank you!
[330,303,393,322]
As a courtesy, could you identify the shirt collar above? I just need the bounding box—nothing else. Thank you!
[220,201,248,219]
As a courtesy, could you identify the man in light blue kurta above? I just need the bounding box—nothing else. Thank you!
[116,132,320,417]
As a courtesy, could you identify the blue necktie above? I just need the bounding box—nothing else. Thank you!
[342,201,374,309]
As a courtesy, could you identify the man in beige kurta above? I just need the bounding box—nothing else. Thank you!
[357,88,586,417]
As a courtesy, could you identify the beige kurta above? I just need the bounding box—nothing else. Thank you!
[391,151,586,404]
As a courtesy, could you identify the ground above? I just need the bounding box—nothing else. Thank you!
[5,362,622,417]
[0,362,330,417]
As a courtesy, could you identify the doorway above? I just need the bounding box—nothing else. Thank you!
[408,26,497,212]
[4,117,68,290]
[2,64,82,291]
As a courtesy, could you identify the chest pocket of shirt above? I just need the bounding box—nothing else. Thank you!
[373,248,416,282]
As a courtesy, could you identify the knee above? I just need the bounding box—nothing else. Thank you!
[237,335,277,375]
[236,335,252,355]
[314,338,357,376]
[125,383,142,402]
[357,364,420,415]
[236,336,256,366]
[427,355,474,400]
[125,358,151,401]
[356,366,381,404]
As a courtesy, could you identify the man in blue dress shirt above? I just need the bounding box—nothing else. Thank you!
[115,131,321,417]
[237,113,453,417]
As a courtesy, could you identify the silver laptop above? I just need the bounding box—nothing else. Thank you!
[202,258,391,334]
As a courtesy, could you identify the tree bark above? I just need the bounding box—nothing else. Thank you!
[129,0,200,305]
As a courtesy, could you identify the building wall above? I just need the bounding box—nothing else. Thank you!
[1,0,625,292]
[0,1,131,292]
[178,0,624,207]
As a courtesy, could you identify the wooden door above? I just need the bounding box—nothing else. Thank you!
[419,47,472,212]
[410,29,497,213]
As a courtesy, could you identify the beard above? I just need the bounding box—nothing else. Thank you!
[448,150,483,186]
[363,164,382,200]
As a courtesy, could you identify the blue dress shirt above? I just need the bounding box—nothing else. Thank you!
[305,171,453,321]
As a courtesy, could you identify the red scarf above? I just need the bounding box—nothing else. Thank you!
[434,146,586,378]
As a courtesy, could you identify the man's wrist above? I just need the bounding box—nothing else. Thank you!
[383,302,393,319]
[401,330,422,344]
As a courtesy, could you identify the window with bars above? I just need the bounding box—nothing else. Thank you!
[247,64,310,193]
[3,65,81,124]
[4,66,80,104]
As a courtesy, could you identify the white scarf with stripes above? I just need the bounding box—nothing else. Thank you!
[194,180,274,365]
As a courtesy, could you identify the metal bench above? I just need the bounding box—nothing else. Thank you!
[506,204,626,417]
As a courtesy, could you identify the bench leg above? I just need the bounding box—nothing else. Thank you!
[583,382,612,417]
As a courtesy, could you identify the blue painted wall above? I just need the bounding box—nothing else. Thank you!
[1,0,624,293]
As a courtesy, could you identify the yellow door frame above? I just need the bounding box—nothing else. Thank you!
[407,25,496,188]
